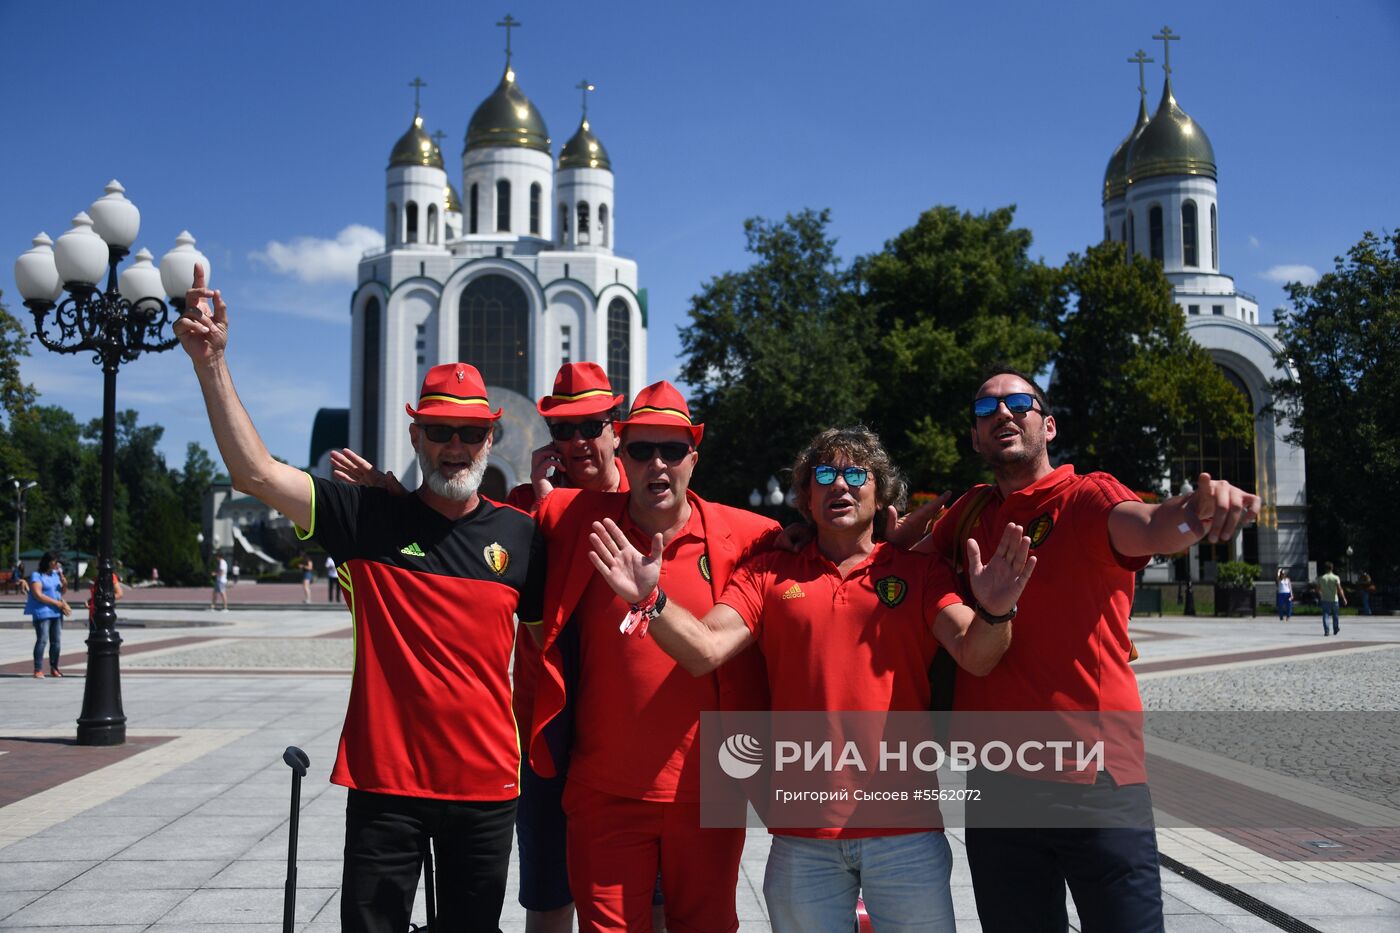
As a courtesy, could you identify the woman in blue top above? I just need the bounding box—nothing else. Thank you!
[25,552,72,678]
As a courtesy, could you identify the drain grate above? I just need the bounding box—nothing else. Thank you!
[1160,853,1324,933]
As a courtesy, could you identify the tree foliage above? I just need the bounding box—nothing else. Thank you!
[1052,242,1253,494]
[1272,229,1400,577]
[855,206,1062,493]
[679,210,872,507]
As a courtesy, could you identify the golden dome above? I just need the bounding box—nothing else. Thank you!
[444,181,462,214]
[388,114,443,169]
[1126,78,1216,183]
[558,118,612,171]
[1103,98,1150,204]
[465,65,551,154]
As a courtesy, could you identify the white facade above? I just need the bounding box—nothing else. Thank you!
[1101,72,1307,577]
[345,60,646,498]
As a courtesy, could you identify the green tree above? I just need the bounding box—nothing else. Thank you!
[1053,242,1253,494]
[1271,229,1400,578]
[855,206,1062,493]
[679,210,873,507]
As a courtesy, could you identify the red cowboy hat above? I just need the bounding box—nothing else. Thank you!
[614,380,703,444]
[536,362,625,418]
[404,363,502,421]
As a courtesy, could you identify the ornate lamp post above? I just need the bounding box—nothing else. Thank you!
[9,477,38,570]
[1179,480,1197,617]
[13,180,209,746]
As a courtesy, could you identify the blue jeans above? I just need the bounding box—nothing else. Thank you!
[1276,594,1292,619]
[763,831,955,933]
[32,616,61,671]
[1320,601,1340,634]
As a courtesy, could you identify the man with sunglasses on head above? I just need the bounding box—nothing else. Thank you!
[926,367,1260,933]
[174,267,545,933]
[586,424,1036,932]
[524,379,780,933]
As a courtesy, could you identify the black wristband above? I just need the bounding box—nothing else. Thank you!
[652,587,667,617]
[973,601,1017,625]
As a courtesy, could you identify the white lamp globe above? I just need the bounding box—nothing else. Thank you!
[54,212,110,286]
[88,180,140,249]
[159,231,211,298]
[14,233,63,303]
[118,248,164,305]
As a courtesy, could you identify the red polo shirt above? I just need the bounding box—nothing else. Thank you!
[931,465,1148,783]
[568,504,723,802]
[721,541,963,837]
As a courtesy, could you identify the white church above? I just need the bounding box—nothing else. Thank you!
[1100,30,1307,579]
[310,23,646,500]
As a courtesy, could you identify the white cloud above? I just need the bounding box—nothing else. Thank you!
[1260,264,1320,286]
[250,224,382,284]
[1248,235,1261,249]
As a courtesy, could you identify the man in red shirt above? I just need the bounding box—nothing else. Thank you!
[175,270,544,933]
[586,425,1038,932]
[335,361,631,933]
[928,368,1259,933]
[526,381,779,933]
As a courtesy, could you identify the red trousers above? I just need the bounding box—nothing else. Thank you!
[563,781,745,933]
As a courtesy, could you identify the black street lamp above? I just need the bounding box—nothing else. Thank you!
[13,180,209,746]
[9,477,38,571]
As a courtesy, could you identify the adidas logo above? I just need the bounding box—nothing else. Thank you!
[780,583,805,600]
[400,542,426,557]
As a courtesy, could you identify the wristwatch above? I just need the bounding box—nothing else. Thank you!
[973,601,1017,625]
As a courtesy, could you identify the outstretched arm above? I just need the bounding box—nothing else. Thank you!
[931,522,1035,676]
[1108,472,1260,558]
[173,266,311,529]
[588,518,755,675]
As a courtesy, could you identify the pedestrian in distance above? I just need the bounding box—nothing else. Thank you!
[1316,561,1346,636]
[26,552,72,678]
[300,555,314,603]
[1275,567,1294,620]
[326,554,340,603]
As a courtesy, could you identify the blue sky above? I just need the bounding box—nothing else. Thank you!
[2,0,1397,471]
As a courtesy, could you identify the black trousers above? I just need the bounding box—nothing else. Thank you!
[342,788,516,933]
[965,771,1165,933]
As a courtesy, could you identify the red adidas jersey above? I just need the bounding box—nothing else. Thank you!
[301,475,545,800]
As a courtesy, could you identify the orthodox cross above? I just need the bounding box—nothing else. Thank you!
[576,79,595,118]
[1152,25,1180,76]
[409,76,427,113]
[498,14,521,64]
[1127,49,1154,100]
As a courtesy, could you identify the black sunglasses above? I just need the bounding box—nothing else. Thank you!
[814,465,869,488]
[548,420,609,442]
[972,393,1041,418]
[624,441,693,464]
[419,424,491,444]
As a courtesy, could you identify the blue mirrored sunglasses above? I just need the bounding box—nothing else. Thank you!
[813,465,869,487]
[972,393,1040,418]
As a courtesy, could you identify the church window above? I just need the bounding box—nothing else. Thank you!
[561,324,572,365]
[406,201,419,244]
[599,204,609,247]
[427,204,439,245]
[360,297,381,466]
[1213,305,1225,316]
[387,203,397,246]
[1120,221,1126,250]
[1148,205,1164,262]
[1181,201,1198,267]
[1188,304,1199,315]
[496,180,512,232]
[470,184,479,234]
[1127,212,1135,257]
[446,223,455,239]
[607,298,630,402]
[558,203,569,244]
[530,183,541,235]
[459,274,529,396]
[1104,224,1111,244]
[1210,204,1218,270]
[577,202,591,243]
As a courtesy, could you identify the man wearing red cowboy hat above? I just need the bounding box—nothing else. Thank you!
[335,361,631,933]
[174,270,546,933]
[526,380,779,933]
